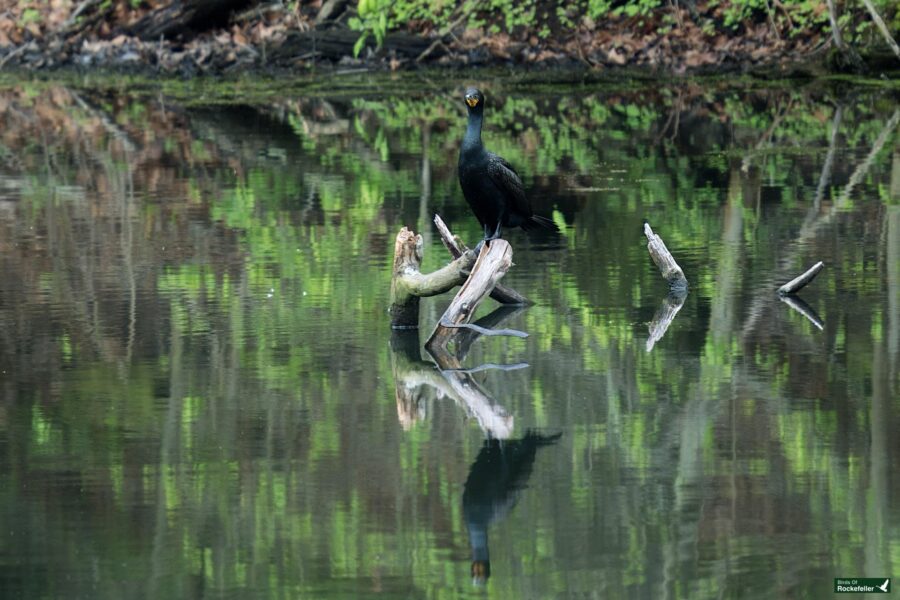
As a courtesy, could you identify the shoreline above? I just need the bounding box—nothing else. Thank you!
[2,22,898,80]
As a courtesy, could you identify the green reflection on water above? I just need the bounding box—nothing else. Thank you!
[0,77,897,599]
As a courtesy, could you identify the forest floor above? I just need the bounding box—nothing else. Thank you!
[0,0,897,77]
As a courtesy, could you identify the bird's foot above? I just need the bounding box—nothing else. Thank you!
[474,239,486,254]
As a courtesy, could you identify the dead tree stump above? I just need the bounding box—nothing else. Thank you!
[389,227,477,329]
[389,219,527,329]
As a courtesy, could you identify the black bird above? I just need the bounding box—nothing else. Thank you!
[458,88,557,243]
[462,430,562,584]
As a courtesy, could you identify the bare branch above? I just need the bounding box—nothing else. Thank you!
[860,0,900,62]
[778,261,824,295]
[433,214,529,305]
[644,222,688,290]
[426,239,513,351]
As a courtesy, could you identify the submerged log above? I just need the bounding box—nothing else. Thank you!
[425,239,514,351]
[777,261,824,295]
[644,222,687,290]
[741,109,898,340]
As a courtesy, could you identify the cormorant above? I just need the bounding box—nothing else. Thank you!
[462,430,562,584]
[458,87,557,243]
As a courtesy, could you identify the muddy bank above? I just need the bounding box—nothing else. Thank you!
[0,0,897,77]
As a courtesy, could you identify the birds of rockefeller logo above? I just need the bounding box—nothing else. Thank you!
[834,578,891,593]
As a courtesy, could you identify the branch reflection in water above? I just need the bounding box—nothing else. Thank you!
[779,293,825,331]
[390,306,526,440]
[646,289,688,351]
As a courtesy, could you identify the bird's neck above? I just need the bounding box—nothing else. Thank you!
[468,526,489,562]
[462,109,484,153]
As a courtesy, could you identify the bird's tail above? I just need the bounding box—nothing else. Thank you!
[525,214,559,232]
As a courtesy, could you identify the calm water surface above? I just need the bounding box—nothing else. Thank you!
[0,76,898,599]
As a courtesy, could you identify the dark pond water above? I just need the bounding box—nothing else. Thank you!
[0,75,898,599]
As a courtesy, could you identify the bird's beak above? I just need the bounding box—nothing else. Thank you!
[466,96,478,108]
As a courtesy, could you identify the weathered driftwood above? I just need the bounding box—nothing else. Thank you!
[425,239,514,351]
[426,318,521,439]
[644,222,687,290]
[646,290,687,352]
[433,214,528,305]
[390,330,514,439]
[389,220,528,328]
[389,227,477,329]
[777,261,824,295]
[779,295,824,331]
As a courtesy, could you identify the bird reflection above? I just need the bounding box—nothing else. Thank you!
[463,430,561,584]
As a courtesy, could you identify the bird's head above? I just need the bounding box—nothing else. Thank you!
[471,559,490,584]
[464,88,484,110]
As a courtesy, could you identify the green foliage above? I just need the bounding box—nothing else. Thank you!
[346,0,895,57]
[587,0,614,19]
[613,0,661,18]
[349,0,392,56]
[20,7,40,24]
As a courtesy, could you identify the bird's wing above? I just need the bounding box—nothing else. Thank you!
[486,153,530,215]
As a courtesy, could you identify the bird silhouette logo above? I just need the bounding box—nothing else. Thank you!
[877,579,890,592]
